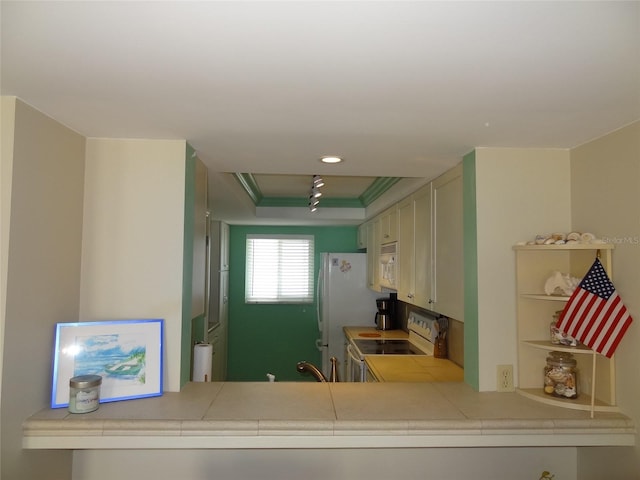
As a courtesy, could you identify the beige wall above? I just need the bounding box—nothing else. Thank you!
[570,121,640,479]
[81,138,187,392]
[474,148,571,390]
[1,97,85,479]
[73,447,576,480]
[0,97,16,426]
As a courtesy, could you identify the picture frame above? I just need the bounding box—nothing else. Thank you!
[51,319,164,408]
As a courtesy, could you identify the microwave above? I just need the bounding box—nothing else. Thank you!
[379,242,397,289]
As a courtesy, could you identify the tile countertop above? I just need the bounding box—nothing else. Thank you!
[343,326,409,340]
[366,356,464,382]
[23,382,634,450]
[344,326,463,382]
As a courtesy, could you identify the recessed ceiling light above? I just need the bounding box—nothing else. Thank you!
[320,156,343,164]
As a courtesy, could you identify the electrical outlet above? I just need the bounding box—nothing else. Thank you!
[496,364,514,392]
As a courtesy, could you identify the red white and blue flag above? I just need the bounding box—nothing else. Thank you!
[556,258,633,358]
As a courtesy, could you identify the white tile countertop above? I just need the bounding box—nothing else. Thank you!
[23,382,635,450]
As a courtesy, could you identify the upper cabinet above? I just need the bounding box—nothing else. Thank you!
[211,220,230,272]
[431,164,464,320]
[397,184,432,309]
[412,184,433,310]
[367,219,381,291]
[190,157,208,318]
[367,164,463,319]
[357,223,368,249]
[379,205,398,244]
[209,220,230,328]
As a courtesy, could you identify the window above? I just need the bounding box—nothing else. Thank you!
[245,234,314,303]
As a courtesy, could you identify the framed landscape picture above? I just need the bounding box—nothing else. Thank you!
[51,319,164,408]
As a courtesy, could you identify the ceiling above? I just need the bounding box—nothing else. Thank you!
[2,1,639,225]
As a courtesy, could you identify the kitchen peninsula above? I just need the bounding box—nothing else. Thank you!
[24,381,634,451]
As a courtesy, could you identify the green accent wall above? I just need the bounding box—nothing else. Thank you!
[462,151,479,390]
[227,225,360,381]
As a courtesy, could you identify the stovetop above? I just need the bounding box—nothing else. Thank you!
[350,312,441,357]
[351,339,427,355]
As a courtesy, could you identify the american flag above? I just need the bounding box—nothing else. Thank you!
[556,258,633,358]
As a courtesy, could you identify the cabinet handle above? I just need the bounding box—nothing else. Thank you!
[428,299,433,304]
[407,293,414,299]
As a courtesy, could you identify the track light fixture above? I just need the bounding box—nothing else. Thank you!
[309,174,325,212]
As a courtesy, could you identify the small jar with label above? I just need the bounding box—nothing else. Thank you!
[543,351,578,399]
[69,375,102,413]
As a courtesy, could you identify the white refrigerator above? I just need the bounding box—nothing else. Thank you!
[316,252,380,378]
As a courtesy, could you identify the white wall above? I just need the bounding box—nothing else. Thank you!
[81,138,187,392]
[570,121,640,479]
[474,148,571,391]
[1,97,85,479]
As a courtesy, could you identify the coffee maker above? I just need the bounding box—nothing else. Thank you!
[375,294,397,330]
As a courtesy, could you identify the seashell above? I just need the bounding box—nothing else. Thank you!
[554,239,566,245]
[547,369,569,383]
[551,232,566,241]
[535,235,547,245]
[581,232,595,243]
[566,239,578,244]
[567,232,581,242]
[543,238,556,245]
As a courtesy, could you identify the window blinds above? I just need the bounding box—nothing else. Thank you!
[245,234,314,303]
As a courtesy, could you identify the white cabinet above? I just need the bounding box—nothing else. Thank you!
[208,323,228,382]
[514,244,617,415]
[211,220,229,273]
[397,184,432,309]
[396,165,462,318]
[397,196,415,303]
[379,205,398,244]
[360,164,462,303]
[191,158,208,318]
[207,220,229,380]
[357,223,367,249]
[412,184,432,309]
[431,165,463,320]
[366,219,381,291]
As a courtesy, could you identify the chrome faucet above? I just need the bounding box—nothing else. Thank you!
[296,357,339,382]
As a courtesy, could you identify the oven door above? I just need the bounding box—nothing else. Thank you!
[346,344,365,382]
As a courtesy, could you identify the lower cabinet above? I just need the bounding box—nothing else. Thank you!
[209,324,227,381]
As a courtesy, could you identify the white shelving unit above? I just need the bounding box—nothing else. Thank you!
[513,243,617,417]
